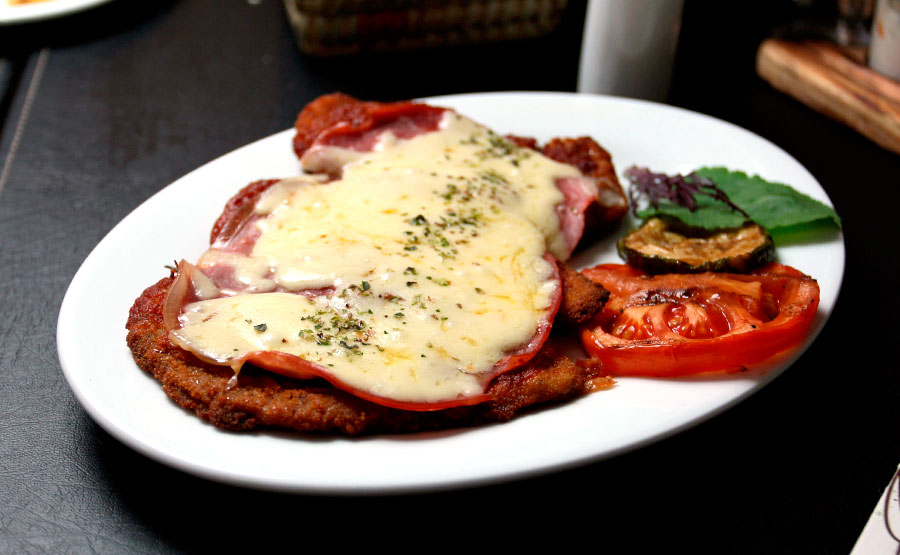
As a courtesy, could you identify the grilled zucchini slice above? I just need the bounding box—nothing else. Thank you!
[618,217,775,274]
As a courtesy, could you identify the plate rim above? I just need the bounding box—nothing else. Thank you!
[0,0,113,25]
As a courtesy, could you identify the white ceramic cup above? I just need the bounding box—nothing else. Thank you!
[870,0,900,81]
[577,0,685,101]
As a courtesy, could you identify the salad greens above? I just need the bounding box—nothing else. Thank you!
[629,166,841,233]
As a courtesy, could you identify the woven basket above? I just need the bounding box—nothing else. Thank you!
[284,0,569,56]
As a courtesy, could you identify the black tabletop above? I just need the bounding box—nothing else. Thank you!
[1,1,897,553]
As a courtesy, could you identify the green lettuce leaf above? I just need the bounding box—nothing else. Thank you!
[635,167,841,231]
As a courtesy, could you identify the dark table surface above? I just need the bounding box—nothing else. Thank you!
[1,1,898,553]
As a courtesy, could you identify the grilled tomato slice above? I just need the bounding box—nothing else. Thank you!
[579,263,820,376]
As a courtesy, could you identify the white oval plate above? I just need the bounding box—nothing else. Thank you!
[0,0,112,25]
[57,92,844,494]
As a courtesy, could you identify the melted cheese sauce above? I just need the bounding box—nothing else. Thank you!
[171,113,582,404]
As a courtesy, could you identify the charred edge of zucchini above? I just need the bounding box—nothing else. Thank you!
[617,217,775,274]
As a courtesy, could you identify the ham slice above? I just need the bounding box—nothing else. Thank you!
[293,94,628,256]
[163,258,562,411]
[510,134,629,244]
[211,96,628,265]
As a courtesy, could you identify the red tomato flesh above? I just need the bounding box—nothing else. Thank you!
[579,263,820,377]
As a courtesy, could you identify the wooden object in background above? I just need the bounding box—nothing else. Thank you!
[756,38,900,155]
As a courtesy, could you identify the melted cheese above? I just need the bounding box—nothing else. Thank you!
[171,113,582,404]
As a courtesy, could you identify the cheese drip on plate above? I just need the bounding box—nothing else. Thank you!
[170,112,582,405]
